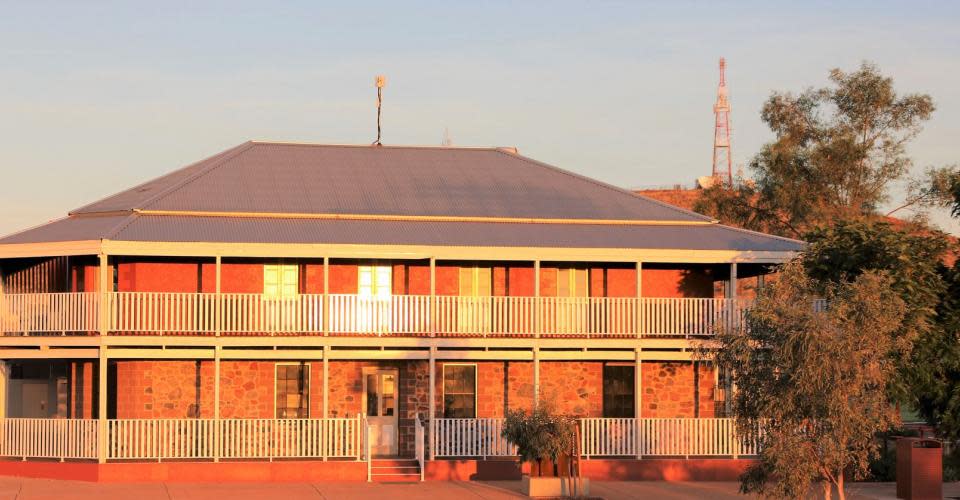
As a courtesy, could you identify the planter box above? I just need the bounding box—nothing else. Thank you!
[522,475,590,497]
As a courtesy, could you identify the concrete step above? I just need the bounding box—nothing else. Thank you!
[370,472,421,482]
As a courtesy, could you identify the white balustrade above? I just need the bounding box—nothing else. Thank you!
[430,417,762,459]
[0,292,758,337]
[109,292,218,335]
[328,294,431,335]
[219,293,324,335]
[0,293,99,334]
[0,418,98,460]
[430,418,516,458]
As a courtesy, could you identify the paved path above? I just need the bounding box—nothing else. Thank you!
[0,477,956,499]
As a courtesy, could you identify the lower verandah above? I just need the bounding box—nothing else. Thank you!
[3,358,724,460]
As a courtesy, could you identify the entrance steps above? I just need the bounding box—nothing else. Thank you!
[370,458,421,482]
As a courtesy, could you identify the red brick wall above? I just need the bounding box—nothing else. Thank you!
[102,258,725,300]
[642,265,716,298]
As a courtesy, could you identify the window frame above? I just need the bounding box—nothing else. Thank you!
[264,262,300,299]
[602,363,636,418]
[274,362,310,419]
[442,363,478,419]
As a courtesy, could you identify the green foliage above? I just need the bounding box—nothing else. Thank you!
[710,262,908,499]
[500,404,578,466]
[910,260,960,441]
[695,62,935,238]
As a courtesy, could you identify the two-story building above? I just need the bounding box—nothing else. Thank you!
[0,141,801,481]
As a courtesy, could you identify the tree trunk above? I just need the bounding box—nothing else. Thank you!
[823,480,832,500]
[836,473,845,500]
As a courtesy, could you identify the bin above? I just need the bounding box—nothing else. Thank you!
[896,437,942,500]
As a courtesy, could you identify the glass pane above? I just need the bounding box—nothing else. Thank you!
[381,374,396,416]
[366,374,378,416]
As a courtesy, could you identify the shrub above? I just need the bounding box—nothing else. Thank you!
[501,404,578,469]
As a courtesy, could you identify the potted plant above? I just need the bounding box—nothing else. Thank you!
[501,404,589,497]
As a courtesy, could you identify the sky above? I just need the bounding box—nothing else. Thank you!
[0,1,958,236]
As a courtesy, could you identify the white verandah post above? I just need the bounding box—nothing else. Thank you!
[635,347,642,460]
[428,346,436,460]
[97,253,109,464]
[214,256,221,462]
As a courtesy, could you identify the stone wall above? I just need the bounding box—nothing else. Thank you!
[640,361,716,418]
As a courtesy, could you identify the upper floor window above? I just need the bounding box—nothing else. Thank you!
[264,264,299,298]
[358,265,392,298]
[556,267,589,297]
[459,265,492,297]
[443,364,477,418]
[276,363,309,418]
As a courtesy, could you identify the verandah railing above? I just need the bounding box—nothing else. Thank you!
[0,417,365,461]
[1,292,752,337]
[432,417,763,459]
[0,417,759,462]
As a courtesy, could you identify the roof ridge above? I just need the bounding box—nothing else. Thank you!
[138,141,256,210]
[248,140,504,152]
[490,149,715,223]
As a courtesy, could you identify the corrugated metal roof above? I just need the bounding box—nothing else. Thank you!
[0,141,804,253]
[0,214,803,252]
[72,142,711,222]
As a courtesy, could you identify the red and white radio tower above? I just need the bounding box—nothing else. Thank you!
[712,57,732,185]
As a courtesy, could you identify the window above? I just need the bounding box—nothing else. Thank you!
[275,363,309,418]
[714,366,734,418]
[443,364,477,418]
[603,365,635,418]
[556,267,589,298]
[459,265,492,296]
[264,264,299,298]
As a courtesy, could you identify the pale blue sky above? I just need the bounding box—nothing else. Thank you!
[1,1,958,236]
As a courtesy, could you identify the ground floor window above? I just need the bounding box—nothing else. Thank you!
[714,365,733,418]
[275,363,309,418]
[603,364,635,418]
[443,364,477,418]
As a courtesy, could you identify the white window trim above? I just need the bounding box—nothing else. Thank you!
[264,262,300,299]
[441,363,478,419]
[274,362,310,419]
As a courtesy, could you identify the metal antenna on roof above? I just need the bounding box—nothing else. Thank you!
[373,75,387,146]
[442,127,452,147]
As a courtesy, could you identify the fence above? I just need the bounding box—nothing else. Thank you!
[1,292,754,338]
[432,417,762,459]
[0,293,99,335]
[0,418,98,460]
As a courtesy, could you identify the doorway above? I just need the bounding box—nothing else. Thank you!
[362,367,399,456]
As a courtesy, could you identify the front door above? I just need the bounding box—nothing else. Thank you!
[363,368,399,456]
[21,381,49,418]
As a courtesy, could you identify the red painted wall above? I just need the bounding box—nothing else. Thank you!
[108,257,721,300]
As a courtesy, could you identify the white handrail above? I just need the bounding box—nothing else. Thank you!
[429,417,763,459]
[0,418,98,460]
[1,292,761,337]
[0,293,99,334]
[415,416,425,481]
[105,417,362,460]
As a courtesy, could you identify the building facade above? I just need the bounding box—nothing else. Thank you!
[0,142,801,481]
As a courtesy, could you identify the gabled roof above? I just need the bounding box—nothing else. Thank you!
[0,141,804,254]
